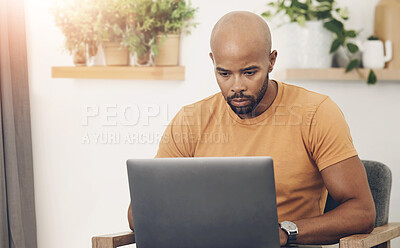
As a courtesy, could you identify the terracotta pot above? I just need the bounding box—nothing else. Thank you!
[102,42,129,66]
[155,34,180,66]
[73,46,86,66]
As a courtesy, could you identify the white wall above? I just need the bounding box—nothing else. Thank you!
[25,0,400,247]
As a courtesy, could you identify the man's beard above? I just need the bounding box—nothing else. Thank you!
[226,74,269,116]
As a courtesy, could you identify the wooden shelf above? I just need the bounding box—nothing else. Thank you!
[51,66,185,80]
[275,68,400,81]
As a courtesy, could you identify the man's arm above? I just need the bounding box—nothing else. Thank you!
[128,203,134,231]
[279,155,376,246]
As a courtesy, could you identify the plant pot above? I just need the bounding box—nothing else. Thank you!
[275,21,334,68]
[134,50,154,67]
[102,42,129,66]
[86,43,99,66]
[362,40,392,69]
[93,45,107,66]
[155,34,180,66]
[73,46,87,66]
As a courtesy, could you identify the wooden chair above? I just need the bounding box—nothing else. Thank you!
[92,160,400,248]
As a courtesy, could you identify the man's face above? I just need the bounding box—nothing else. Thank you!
[225,73,269,115]
[210,43,276,117]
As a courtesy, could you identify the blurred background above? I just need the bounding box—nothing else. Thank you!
[6,0,399,247]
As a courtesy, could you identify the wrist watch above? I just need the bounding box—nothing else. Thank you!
[279,221,298,245]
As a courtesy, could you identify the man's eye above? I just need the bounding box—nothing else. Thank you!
[219,72,230,77]
[244,71,256,76]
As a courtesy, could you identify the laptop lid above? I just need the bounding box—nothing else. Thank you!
[127,156,280,248]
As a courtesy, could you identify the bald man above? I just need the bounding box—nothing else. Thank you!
[128,11,375,246]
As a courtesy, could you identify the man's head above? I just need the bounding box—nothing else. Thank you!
[209,11,277,117]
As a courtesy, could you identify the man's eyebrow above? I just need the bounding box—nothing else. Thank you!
[216,67,230,72]
[240,66,260,72]
[216,66,260,72]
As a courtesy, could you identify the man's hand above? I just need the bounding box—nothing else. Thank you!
[279,227,288,246]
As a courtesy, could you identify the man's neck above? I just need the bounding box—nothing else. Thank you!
[238,79,278,119]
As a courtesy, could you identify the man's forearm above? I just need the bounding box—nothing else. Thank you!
[128,203,134,231]
[292,198,375,245]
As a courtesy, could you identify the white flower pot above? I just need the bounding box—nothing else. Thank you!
[275,21,334,68]
[362,40,392,69]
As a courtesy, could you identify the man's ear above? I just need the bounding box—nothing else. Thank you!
[209,52,215,64]
[268,50,278,73]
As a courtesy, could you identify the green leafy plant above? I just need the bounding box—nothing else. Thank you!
[363,35,380,84]
[121,0,159,60]
[367,69,377,85]
[51,0,100,58]
[150,0,198,35]
[121,0,198,59]
[368,35,379,41]
[262,0,349,27]
[95,0,129,43]
[52,0,197,65]
[262,0,377,84]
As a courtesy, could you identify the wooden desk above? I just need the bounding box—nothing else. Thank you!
[93,223,400,248]
[291,245,338,248]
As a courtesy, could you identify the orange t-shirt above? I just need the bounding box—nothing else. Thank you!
[155,80,358,222]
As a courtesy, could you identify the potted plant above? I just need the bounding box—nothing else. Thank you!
[152,0,198,66]
[121,0,159,66]
[122,0,198,66]
[262,0,377,84]
[51,0,99,66]
[261,0,354,68]
[96,0,130,66]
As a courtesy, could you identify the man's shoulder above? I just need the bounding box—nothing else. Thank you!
[279,81,330,109]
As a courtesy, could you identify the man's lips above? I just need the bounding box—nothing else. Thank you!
[230,98,251,107]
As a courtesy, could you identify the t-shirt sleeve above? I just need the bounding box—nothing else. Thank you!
[308,97,358,171]
[155,107,196,158]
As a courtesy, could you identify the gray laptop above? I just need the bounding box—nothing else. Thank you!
[127,156,280,248]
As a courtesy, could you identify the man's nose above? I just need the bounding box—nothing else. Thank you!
[231,75,246,93]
